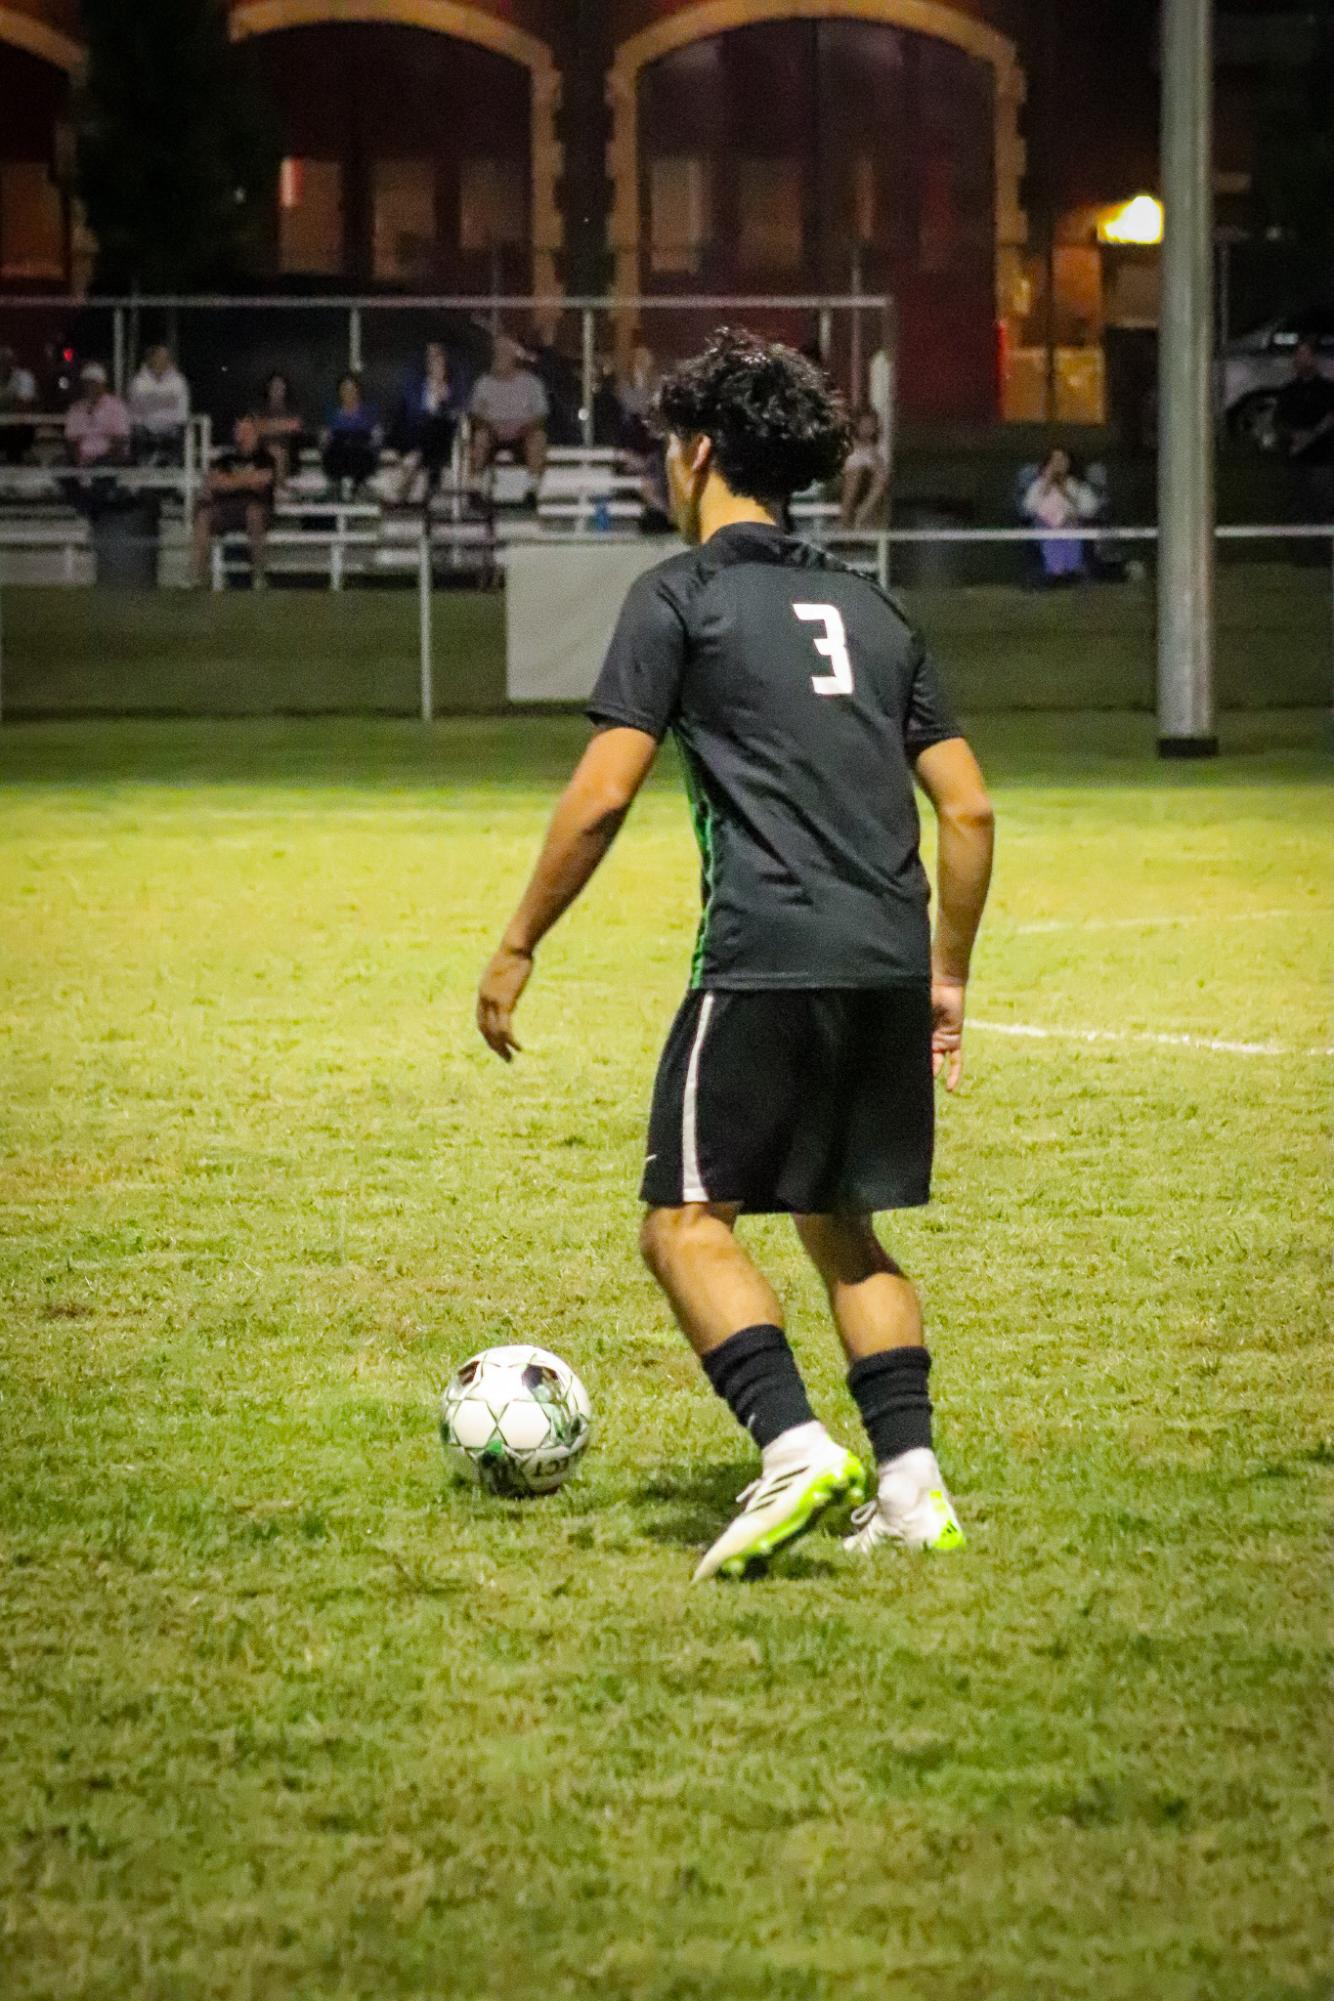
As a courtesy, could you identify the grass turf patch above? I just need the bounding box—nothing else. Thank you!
[0,560,1326,716]
[0,712,1330,2001]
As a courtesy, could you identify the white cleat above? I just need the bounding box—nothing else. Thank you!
[693,1429,867,1582]
[843,1447,965,1555]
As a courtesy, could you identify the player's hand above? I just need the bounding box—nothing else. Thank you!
[931,976,966,1093]
[476,945,532,1062]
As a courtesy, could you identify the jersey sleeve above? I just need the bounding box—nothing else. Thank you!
[586,571,688,740]
[903,634,962,760]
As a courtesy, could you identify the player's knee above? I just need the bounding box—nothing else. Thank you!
[639,1204,726,1277]
[640,1206,687,1275]
[795,1211,897,1283]
[794,1210,866,1258]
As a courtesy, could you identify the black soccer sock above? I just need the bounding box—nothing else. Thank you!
[847,1346,934,1466]
[700,1323,816,1450]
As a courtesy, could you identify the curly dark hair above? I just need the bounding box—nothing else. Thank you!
[656,327,851,503]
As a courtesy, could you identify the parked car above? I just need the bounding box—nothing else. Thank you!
[1222,310,1334,446]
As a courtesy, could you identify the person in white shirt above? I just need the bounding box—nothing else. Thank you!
[128,344,191,463]
[839,407,890,528]
[0,345,39,464]
[64,363,132,469]
[1022,448,1097,582]
[467,335,549,504]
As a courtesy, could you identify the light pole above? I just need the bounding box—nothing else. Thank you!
[1157,0,1218,756]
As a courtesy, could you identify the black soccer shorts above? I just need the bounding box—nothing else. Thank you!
[640,986,934,1216]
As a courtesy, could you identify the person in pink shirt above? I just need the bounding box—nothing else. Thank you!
[64,363,132,469]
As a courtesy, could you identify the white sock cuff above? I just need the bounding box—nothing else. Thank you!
[763,1418,833,1467]
[877,1445,938,1484]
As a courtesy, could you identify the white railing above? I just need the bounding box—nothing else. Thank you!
[791,521,1334,592]
[2,514,1328,573]
[0,412,213,517]
[1,519,1328,727]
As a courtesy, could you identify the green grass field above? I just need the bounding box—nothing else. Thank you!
[1,711,1330,2001]
[1,560,1328,716]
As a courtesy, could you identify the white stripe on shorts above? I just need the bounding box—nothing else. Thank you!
[681,994,716,1204]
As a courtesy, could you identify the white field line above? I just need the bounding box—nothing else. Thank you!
[972,1020,1334,1059]
[1011,908,1310,936]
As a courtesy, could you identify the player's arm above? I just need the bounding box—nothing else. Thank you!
[476,726,659,1060]
[914,737,994,1092]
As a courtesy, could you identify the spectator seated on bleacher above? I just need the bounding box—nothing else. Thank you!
[61,364,135,524]
[519,330,584,446]
[321,373,382,496]
[66,363,131,469]
[128,344,191,464]
[839,408,889,529]
[1020,448,1098,585]
[254,371,304,486]
[192,413,276,588]
[591,360,627,449]
[394,340,463,502]
[605,340,672,531]
[615,341,660,454]
[468,335,548,507]
[0,345,39,465]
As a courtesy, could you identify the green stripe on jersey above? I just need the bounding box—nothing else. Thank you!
[675,737,717,990]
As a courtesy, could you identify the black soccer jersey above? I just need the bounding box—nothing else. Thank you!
[586,521,961,991]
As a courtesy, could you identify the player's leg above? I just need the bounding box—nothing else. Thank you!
[638,993,866,1580]
[789,990,963,1554]
[642,1200,824,1461]
[639,1200,779,1354]
[793,1211,921,1356]
[641,1202,864,1581]
[795,1212,963,1555]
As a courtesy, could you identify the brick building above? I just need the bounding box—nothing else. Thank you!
[0,1,1293,424]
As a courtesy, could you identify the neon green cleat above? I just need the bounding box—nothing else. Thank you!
[693,1437,867,1582]
[843,1449,966,1556]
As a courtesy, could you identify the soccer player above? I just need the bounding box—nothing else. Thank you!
[477,329,994,1581]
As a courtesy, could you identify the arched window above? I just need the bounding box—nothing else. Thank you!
[610,1,1026,421]
[231,1,562,298]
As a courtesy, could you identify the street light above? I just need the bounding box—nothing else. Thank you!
[1099,194,1165,246]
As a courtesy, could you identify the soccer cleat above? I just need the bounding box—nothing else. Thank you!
[843,1447,965,1556]
[692,1436,867,1583]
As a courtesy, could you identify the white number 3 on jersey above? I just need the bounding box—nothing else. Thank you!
[793,602,855,696]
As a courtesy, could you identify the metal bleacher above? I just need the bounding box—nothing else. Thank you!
[0,418,862,591]
[200,443,653,588]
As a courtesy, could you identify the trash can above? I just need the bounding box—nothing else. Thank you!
[88,489,160,589]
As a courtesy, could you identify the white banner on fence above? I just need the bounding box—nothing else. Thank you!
[505,541,684,703]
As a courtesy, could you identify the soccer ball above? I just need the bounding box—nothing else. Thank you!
[439,1345,592,1497]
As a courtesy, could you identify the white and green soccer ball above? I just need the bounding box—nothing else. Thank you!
[439,1345,592,1497]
